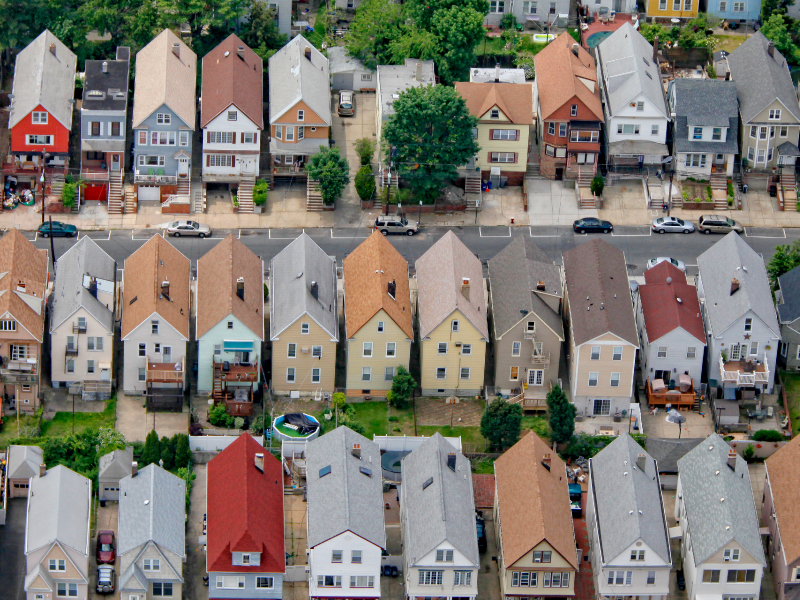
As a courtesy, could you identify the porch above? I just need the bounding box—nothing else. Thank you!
[2,160,68,178]
[146,357,185,386]
[134,169,178,185]
[719,355,769,387]
[0,344,40,385]
[573,403,644,436]
[645,377,697,410]
[212,358,258,416]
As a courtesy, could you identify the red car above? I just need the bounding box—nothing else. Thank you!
[96,531,115,564]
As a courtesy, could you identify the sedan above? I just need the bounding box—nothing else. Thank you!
[96,530,115,564]
[37,221,77,238]
[573,218,613,234]
[652,216,695,234]
[96,565,115,595]
[166,220,212,238]
[646,257,687,272]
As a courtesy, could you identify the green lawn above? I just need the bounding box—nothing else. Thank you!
[39,398,117,438]
[417,425,488,453]
[475,34,548,57]
[351,402,390,438]
[522,415,550,441]
[0,414,42,449]
[781,371,800,436]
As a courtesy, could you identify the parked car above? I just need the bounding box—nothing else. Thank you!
[96,531,115,564]
[646,257,686,272]
[375,215,419,236]
[166,220,212,238]
[476,516,487,553]
[38,221,77,238]
[698,215,743,235]
[338,90,356,116]
[652,216,695,234]
[96,565,116,594]
[573,218,613,234]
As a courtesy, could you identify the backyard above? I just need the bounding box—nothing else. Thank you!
[781,371,800,436]
[0,398,117,448]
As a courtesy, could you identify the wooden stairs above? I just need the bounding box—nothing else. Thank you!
[465,175,481,210]
[108,171,124,214]
[647,177,665,209]
[307,179,324,211]
[237,176,255,213]
[176,176,190,197]
[124,186,137,214]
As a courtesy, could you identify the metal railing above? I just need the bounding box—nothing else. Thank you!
[719,355,770,386]
[134,170,177,184]
[65,345,78,357]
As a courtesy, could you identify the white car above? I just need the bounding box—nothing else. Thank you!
[166,220,212,238]
[651,216,695,234]
[646,257,686,272]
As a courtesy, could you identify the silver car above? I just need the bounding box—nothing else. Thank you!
[96,565,115,594]
[375,215,419,236]
[166,220,212,238]
[651,216,695,234]
[646,257,686,272]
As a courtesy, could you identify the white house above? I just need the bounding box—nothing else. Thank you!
[675,434,766,600]
[596,23,669,170]
[400,434,479,600]
[306,427,385,598]
[328,47,375,91]
[587,434,672,600]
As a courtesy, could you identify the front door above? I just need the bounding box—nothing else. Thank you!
[239,156,256,176]
[178,157,190,176]
[162,346,172,362]
[654,369,670,382]
[593,399,611,416]
[100,366,110,381]
[110,153,121,171]
[555,167,564,180]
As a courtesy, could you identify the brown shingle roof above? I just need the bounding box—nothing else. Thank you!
[343,231,413,339]
[495,431,578,568]
[766,437,800,564]
[455,82,533,124]
[0,229,48,342]
[562,239,637,346]
[200,35,263,129]
[196,234,264,340]
[121,235,190,339]
[534,31,603,121]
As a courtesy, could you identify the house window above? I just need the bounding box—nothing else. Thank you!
[693,127,703,140]
[436,549,454,562]
[151,320,159,334]
[744,317,753,332]
[523,1,537,12]
[275,125,283,140]
[138,367,145,381]
[594,399,611,415]
[770,110,782,120]
[385,366,395,381]
[181,132,190,147]
[712,128,722,140]
[386,342,396,357]
[332,550,343,563]
[771,127,776,139]
[138,155,166,167]
[559,123,568,137]
[298,126,305,140]
[591,346,601,360]
[452,320,459,332]
[619,124,640,135]
[454,571,472,586]
[361,73,373,81]
[208,154,233,167]
[533,551,552,562]
[297,110,305,121]
[724,549,741,561]
[636,101,644,111]
[156,113,171,124]
[673,0,680,9]
[750,342,758,356]
[208,131,234,143]
[492,129,518,140]
[111,122,121,136]
[460,367,471,380]
[377,321,385,333]
[461,344,472,355]
[659,0,667,9]
[0,320,16,331]
[489,0,505,11]
[312,346,322,358]
[732,1,744,8]
[312,368,321,383]
[512,341,521,357]
[686,153,707,168]
[562,573,570,587]
[286,126,295,141]
[610,372,620,387]
[150,131,176,145]
[529,370,544,386]
[362,367,372,381]
[652,124,659,135]
[436,367,447,379]
[317,575,342,588]
[727,570,756,583]
[242,132,255,144]
[49,559,66,571]
[26,135,52,145]
[91,122,101,136]
[227,110,237,121]
[144,559,160,571]
[301,323,310,334]
[286,368,296,382]
[748,146,755,161]
[214,345,221,355]
[760,127,768,140]
[613,346,623,360]
[687,347,696,359]
[256,577,274,588]
[288,343,296,358]
[350,575,375,588]
[138,131,148,145]
[589,372,599,387]
[510,366,519,381]
[781,126,789,137]
[438,343,448,355]
[571,104,578,116]
[552,573,562,587]
[607,571,633,586]
[703,570,721,583]
[491,108,500,119]
[657,346,668,358]
[363,342,373,357]
[684,0,691,8]
[56,584,78,597]
[719,0,727,9]
[490,152,516,163]
[570,131,600,143]
[419,571,444,585]
[548,122,555,135]
[647,571,656,585]
[32,111,48,124]
[352,550,362,563]
[544,573,551,587]
[631,550,645,561]
[87,360,95,374]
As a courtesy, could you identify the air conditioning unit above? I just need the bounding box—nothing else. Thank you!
[301,347,310,354]
[455,343,462,347]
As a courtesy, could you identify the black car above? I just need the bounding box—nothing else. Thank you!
[476,516,487,553]
[676,569,686,591]
[573,218,613,234]
[37,221,77,238]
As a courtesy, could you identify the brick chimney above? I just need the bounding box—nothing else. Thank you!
[132,461,138,477]
[49,43,56,56]
[39,463,46,477]
[172,42,180,58]
[352,444,361,459]
[727,448,737,471]
[416,62,423,81]
[461,278,470,300]
[255,452,265,473]
[637,454,646,471]
[304,47,312,62]
[542,453,551,470]
[768,41,775,58]
[237,45,245,60]
[730,278,740,296]
[653,36,659,62]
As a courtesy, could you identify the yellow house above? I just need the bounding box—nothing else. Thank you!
[455,81,533,186]
[644,0,699,20]
[416,231,488,397]
[343,231,414,397]
[494,432,578,599]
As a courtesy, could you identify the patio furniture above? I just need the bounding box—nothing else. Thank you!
[767,406,774,418]
[157,168,165,176]
[651,378,666,393]
[678,374,692,393]
[609,12,615,21]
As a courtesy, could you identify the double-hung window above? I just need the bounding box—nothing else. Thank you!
[419,571,444,585]
[436,549,454,561]
[363,342,373,357]
[156,113,171,124]
[256,577,274,588]
[386,342,396,357]
[512,341,521,356]
[607,571,633,586]
[454,571,472,586]
[318,575,342,588]
[153,582,173,596]
[350,576,374,588]
[32,111,48,124]
[438,342,448,355]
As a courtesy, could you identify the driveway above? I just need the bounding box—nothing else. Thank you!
[115,392,189,442]
[185,463,208,600]
[0,498,27,600]
[89,502,119,600]
[527,179,597,226]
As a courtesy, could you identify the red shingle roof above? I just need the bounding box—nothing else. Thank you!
[640,262,705,344]
[201,34,263,129]
[207,434,284,574]
[472,474,495,509]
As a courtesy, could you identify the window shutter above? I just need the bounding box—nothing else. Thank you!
[515,129,520,141]
[232,133,236,144]
[241,132,245,143]
[253,133,258,145]
[232,155,236,167]
[207,131,211,143]
[489,129,495,140]
[206,154,210,167]
[489,152,495,163]
[513,152,518,163]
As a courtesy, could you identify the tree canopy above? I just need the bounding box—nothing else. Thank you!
[767,239,800,283]
[480,398,522,450]
[761,13,800,64]
[547,385,576,446]
[306,146,351,205]
[390,366,417,409]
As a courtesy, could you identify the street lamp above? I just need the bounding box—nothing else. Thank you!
[418,200,423,226]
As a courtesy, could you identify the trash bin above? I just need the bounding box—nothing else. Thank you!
[100,498,106,508]
[487,180,493,190]
[742,183,748,194]
[500,176,508,188]
[769,184,777,197]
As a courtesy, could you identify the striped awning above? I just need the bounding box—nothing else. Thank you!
[223,340,254,352]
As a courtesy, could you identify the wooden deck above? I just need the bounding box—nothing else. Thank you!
[146,360,185,385]
[645,378,695,410]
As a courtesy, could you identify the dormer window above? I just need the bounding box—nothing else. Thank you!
[490,108,500,119]
[769,109,781,120]
[242,554,250,564]
[0,320,17,331]
[228,110,237,121]
[693,127,703,140]
[712,128,722,141]
[570,105,578,116]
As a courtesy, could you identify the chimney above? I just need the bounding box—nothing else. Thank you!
[653,36,659,62]
[572,43,580,57]
[131,461,138,478]
[255,453,265,473]
[88,277,98,299]
[49,43,56,56]
[102,61,108,74]
[304,47,312,62]
[768,41,775,58]
[388,279,396,299]
[494,64,500,83]
[39,463,46,477]
[352,444,361,459]
[727,448,737,471]
[161,280,170,299]
[310,281,319,299]
[636,454,646,471]
[461,278,470,300]
[172,42,180,58]
[416,62,423,81]
[730,278,740,296]
[542,453,551,470]
[537,280,546,291]
[236,277,245,301]
[237,45,245,60]
[447,453,457,471]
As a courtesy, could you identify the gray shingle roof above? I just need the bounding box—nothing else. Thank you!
[7,445,43,480]
[268,36,331,126]
[589,434,671,564]
[306,426,386,549]
[677,434,766,567]
[118,464,186,558]
[778,265,800,323]
[696,232,779,336]
[401,434,479,566]
[269,233,338,340]
[9,30,77,130]
[82,48,130,111]
[727,31,800,125]
[488,237,563,341]
[328,47,371,75]
[644,438,704,474]
[377,59,435,121]
[670,79,739,154]
[597,23,667,118]
[98,447,133,480]
[50,236,116,334]
[26,465,91,556]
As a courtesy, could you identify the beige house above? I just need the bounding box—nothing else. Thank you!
[495,432,578,599]
[416,231,488,397]
[343,231,413,397]
[563,239,638,418]
[270,233,338,396]
[488,237,563,409]
[6,444,43,498]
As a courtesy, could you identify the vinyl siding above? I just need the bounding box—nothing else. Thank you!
[573,334,636,397]
[202,107,261,178]
[197,315,262,393]
[345,309,412,395]
[308,534,382,598]
[122,316,188,394]
[644,0,699,18]
[271,316,337,394]
[51,307,114,385]
[475,122,530,173]
[501,540,576,597]
[133,104,193,177]
[81,109,126,152]
[420,310,486,396]
[494,318,561,394]
[209,572,283,599]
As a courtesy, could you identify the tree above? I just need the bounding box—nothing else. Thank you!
[159,435,175,470]
[307,146,350,205]
[480,398,522,450]
[141,430,161,466]
[355,165,376,201]
[158,0,248,46]
[639,22,667,43]
[174,434,191,468]
[78,0,158,49]
[547,385,576,446]
[432,6,487,84]
[761,13,800,64]
[590,175,605,196]
[767,239,800,282]
[390,366,417,409]
[354,137,378,166]
[241,0,288,68]
[383,85,479,202]
[762,0,795,24]
[346,0,403,69]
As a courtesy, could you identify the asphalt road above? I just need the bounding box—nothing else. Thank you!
[23,224,800,277]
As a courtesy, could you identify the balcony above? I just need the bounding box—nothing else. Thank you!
[523,330,536,340]
[146,357,185,385]
[2,159,68,177]
[531,350,550,366]
[65,344,78,357]
[719,355,770,387]
[72,323,86,334]
[213,360,259,384]
[134,170,177,185]
[0,357,39,385]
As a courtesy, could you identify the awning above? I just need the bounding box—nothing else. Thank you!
[98,362,111,369]
[778,141,800,157]
[223,340,254,352]
[609,140,669,156]
[526,14,540,20]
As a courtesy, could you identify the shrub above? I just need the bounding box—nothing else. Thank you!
[61,181,77,208]
[332,392,347,411]
[706,185,713,199]
[743,444,755,462]
[160,436,175,470]
[253,180,268,206]
[251,415,265,435]
[590,176,604,196]
[752,429,783,442]
[355,165,376,201]
[264,284,269,301]
[390,366,417,409]
[174,434,191,468]
[234,417,245,429]
[208,403,234,428]
[499,13,518,29]
[353,138,377,166]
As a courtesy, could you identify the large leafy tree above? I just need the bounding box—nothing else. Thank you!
[383,85,479,202]
[547,384,576,446]
[762,0,796,23]
[767,239,800,283]
[240,0,287,68]
[158,0,248,46]
[345,0,402,70]
[389,366,417,409]
[307,146,350,205]
[480,398,523,450]
[432,5,486,84]
[761,13,800,64]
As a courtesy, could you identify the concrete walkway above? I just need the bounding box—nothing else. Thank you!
[114,391,189,442]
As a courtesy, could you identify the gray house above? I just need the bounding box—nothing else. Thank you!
[306,427,386,598]
[487,237,563,408]
[483,0,570,28]
[118,464,186,600]
[328,47,375,91]
[132,29,196,203]
[98,447,133,501]
[6,444,43,498]
[776,266,800,370]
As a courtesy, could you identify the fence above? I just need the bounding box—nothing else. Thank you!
[284,565,308,582]
[281,439,309,458]
[728,439,787,460]
[190,435,264,452]
[372,435,462,453]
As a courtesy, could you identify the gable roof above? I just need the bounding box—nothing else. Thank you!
[9,30,77,129]
[639,262,705,344]
[416,231,488,340]
[678,434,766,567]
[25,465,91,556]
[268,35,330,126]
[495,432,577,568]
[488,237,563,340]
[132,29,196,129]
[118,464,186,558]
[98,447,133,480]
[197,235,264,340]
[766,435,800,565]
[306,426,386,549]
[727,31,800,124]
[401,434,479,566]
[121,235,190,339]
[563,239,637,346]
[696,232,779,337]
[207,434,284,574]
[644,438,704,474]
[534,31,603,121]
[343,231,413,339]
[669,79,740,154]
[7,445,43,480]
[589,434,671,564]
[455,81,533,124]
[0,229,48,342]
[777,265,800,324]
[201,35,263,129]
[50,236,116,334]
[596,23,667,118]
[269,233,338,340]
[82,47,130,112]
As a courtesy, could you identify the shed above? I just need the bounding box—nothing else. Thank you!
[98,446,134,501]
[7,445,43,498]
[328,47,375,91]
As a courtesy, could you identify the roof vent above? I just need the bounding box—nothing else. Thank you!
[677,297,682,303]
[101,61,108,73]
[537,280,546,291]
[720,497,725,502]
[352,444,361,459]
[49,43,56,56]
[238,45,245,60]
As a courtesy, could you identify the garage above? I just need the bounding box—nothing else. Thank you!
[138,185,160,201]
[84,183,108,201]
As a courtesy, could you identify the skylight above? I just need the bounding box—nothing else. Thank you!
[319,465,331,478]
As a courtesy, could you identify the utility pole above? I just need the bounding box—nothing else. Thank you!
[40,152,47,226]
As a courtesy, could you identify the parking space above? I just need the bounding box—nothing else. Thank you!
[745,227,786,239]
[529,225,567,237]
[611,225,652,236]
[79,230,112,241]
[115,391,189,442]
[131,229,163,241]
[88,502,119,600]
[0,498,27,600]
[479,226,512,238]
[269,228,305,240]
[330,90,377,203]
[331,227,371,239]
[19,231,38,241]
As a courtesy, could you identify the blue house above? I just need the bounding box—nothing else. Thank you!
[705,0,759,25]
